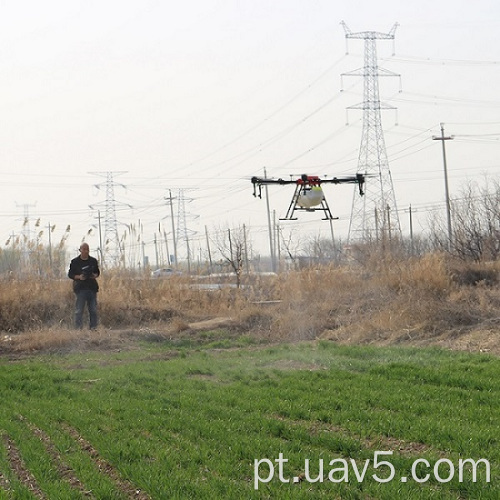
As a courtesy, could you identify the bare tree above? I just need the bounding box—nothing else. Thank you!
[300,233,343,266]
[212,226,247,287]
[279,227,302,270]
[429,178,500,262]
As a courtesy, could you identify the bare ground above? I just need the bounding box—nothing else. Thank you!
[322,324,500,356]
[1,316,499,358]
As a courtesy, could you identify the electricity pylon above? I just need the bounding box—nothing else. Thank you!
[342,21,402,244]
[175,189,198,274]
[89,171,131,267]
[15,202,37,244]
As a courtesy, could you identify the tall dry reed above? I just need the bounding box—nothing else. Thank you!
[1,253,500,352]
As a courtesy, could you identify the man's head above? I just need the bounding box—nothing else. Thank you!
[79,243,90,259]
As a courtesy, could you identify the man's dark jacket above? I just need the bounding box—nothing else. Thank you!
[68,256,100,292]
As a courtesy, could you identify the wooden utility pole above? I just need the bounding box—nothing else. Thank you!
[205,225,213,273]
[409,205,414,256]
[243,223,249,274]
[46,222,53,267]
[163,230,170,266]
[168,190,178,267]
[97,210,104,267]
[433,123,454,249]
[264,168,276,272]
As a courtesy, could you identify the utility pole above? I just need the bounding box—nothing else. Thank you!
[163,229,170,266]
[264,168,276,272]
[275,218,280,273]
[243,223,249,274]
[409,205,414,256]
[328,218,335,248]
[432,123,454,250]
[138,219,145,269]
[46,222,53,267]
[205,225,213,273]
[95,210,104,265]
[166,190,178,267]
[273,210,279,271]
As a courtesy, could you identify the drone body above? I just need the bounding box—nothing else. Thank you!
[251,173,365,221]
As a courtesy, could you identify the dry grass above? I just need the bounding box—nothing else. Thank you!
[1,253,500,355]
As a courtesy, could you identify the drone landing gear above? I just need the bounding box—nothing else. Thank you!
[279,185,338,221]
[318,199,339,221]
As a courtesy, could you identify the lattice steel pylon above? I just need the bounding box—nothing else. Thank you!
[89,171,131,268]
[342,21,402,244]
[175,189,198,273]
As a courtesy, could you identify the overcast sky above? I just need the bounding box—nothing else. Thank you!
[0,0,499,266]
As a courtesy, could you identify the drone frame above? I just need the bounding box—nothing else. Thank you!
[251,173,365,221]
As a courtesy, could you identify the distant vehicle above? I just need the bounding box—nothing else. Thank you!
[151,268,182,278]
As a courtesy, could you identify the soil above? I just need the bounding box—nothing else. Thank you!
[0,317,499,358]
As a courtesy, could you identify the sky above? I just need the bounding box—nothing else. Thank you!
[0,0,499,268]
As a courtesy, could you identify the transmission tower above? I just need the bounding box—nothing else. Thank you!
[15,202,37,244]
[89,171,131,268]
[176,189,198,273]
[342,21,402,244]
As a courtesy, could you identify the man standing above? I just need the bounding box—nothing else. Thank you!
[68,243,100,329]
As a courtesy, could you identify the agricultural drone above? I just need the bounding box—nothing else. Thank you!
[251,173,366,220]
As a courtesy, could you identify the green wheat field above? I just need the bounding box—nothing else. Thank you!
[0,333,497,499]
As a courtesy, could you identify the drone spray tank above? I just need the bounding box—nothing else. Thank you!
[295,175,324,210]
[296,186,324,209]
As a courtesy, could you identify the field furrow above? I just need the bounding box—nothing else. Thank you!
[62,424,151,500]
[1,434,46,499]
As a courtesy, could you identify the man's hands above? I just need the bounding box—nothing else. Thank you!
[76,274,85,280]
[76,273,98,280]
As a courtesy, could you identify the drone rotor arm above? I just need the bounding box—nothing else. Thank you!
[251,177,296,186]
[251,176,296,198]
[317,174,366,195]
